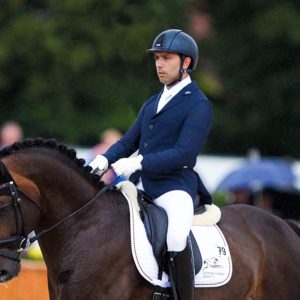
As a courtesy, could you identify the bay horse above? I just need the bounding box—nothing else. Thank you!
[1,138,300,300]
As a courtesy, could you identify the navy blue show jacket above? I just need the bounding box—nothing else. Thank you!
[104,81,212,204]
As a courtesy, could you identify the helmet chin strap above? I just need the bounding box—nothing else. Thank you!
[166,55,188,88]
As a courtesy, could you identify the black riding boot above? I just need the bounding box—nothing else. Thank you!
[168,238,195,300]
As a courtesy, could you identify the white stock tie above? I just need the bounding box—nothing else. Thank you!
[157,93,172,113]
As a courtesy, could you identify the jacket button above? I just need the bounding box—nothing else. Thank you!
[144,142,148,148]
[149,124,154,129]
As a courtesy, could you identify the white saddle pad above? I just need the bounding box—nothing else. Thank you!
[116,181,232,288]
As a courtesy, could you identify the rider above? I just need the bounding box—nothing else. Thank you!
[90,29,212,300]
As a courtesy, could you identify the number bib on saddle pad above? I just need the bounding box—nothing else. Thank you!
[116,181,232,288]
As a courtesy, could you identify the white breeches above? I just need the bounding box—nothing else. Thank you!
[136,179,194,252]
[154,190,194,252]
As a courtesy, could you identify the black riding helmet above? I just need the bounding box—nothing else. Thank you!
[148,29,199,72]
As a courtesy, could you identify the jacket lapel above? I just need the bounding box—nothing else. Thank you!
[149,90,163,119]
[153,81,196,117]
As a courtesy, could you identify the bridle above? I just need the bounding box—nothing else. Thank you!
[0,162,118,262]
[0,179,38,262]
[0,159,43,264]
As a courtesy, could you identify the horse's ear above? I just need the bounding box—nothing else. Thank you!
[12,172,41,204]
[0,161,15,184]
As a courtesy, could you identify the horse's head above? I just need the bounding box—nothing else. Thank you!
[0,161,41,283]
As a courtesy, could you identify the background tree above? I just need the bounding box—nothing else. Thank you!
[197,0,300,157]
[0,0,191,145]
[1,0,300,159]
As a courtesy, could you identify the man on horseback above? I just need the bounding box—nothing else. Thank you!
[90,29,212,300]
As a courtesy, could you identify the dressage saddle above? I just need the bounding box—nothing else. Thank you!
[137,190,202,275]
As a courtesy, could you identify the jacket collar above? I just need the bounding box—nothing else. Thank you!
[152,81,197,117]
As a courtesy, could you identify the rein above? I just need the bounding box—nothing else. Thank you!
[30,170,120,244]
[0,163,119,259]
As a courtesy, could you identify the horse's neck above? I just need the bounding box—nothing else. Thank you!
[15,151,96,218]
[39,192,132,286]
[7,149,134,283]
[5,150,99,235]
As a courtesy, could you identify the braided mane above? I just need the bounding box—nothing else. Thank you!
[0,138,104,188]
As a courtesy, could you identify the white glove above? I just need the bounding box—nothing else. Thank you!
[111,155,143,177]
[89,155,109,175]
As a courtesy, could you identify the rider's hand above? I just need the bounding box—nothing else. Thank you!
[89,155,109,175]
[112,155,143,177]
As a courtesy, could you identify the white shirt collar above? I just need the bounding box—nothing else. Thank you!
[157,76,192,113]
[162,75,192,98]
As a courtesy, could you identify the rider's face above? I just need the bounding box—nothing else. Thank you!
[154,52,181,86]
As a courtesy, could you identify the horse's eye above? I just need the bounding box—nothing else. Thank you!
[0,198,12,213]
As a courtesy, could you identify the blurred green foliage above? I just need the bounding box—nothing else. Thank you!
[212,192,230,207]
[200,0,300,157]
[0,0,299,159]
[0,0,191,144]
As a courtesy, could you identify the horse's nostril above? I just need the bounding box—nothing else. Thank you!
[0,269,11,282]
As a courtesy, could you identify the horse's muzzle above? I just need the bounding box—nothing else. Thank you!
[0,252,21,282]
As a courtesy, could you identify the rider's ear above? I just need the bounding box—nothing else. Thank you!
[183,57,192,70]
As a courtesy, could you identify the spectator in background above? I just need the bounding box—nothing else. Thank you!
[91,128,123,183]
[92,128,122,157]
[0,121,23,149]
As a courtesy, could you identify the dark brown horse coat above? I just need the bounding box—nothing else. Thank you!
[0,139,300,300]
